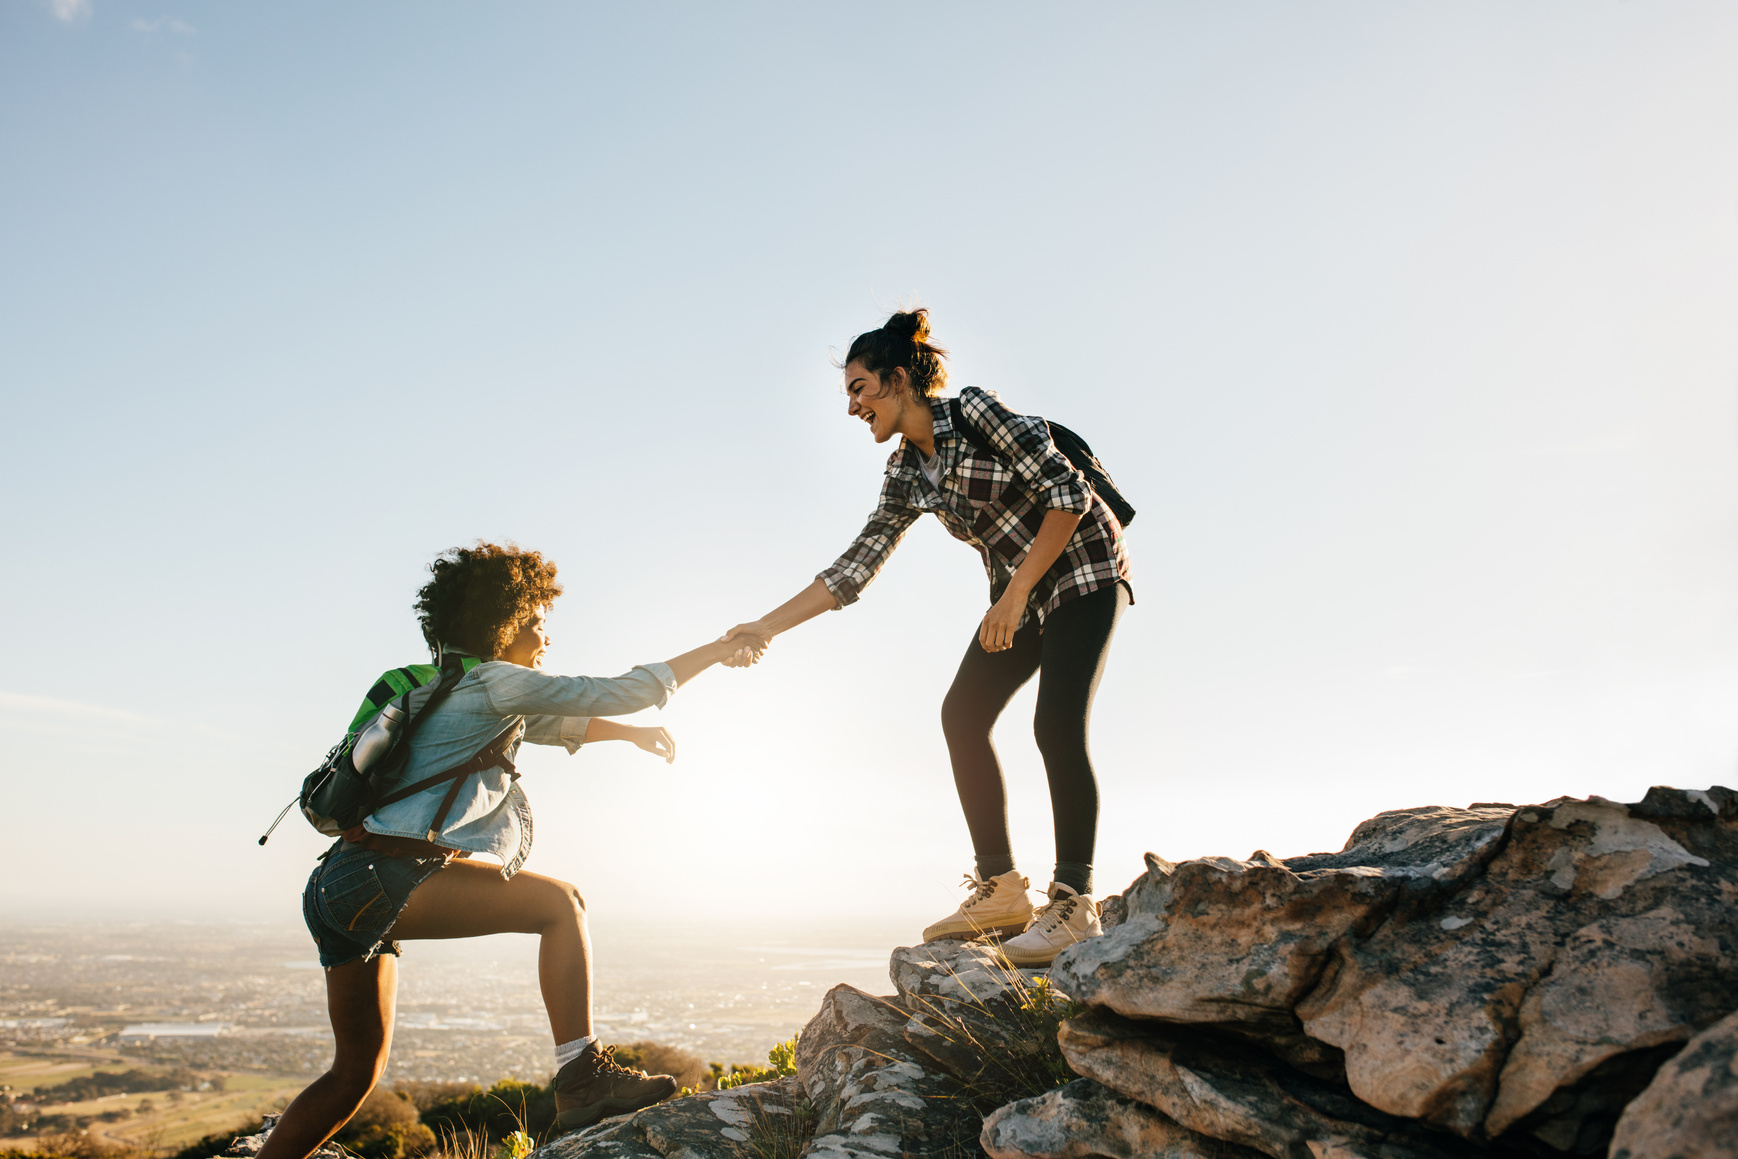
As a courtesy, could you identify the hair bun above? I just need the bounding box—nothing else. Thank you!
[843,305,949,398]
[880,308,930,343]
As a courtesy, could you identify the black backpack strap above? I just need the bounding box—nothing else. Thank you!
[373,725,521,840]
[948,397,994,458]
[949,396,1137,528]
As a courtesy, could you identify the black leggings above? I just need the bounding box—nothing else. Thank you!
[939,583,1128,894]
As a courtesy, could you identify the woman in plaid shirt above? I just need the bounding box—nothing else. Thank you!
[726,309,1132,966]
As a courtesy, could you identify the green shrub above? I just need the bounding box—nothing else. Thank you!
[419,1078,555,1144]
[711,1032,800,1092]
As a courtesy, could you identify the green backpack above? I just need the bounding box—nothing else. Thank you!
[258,653,503,845]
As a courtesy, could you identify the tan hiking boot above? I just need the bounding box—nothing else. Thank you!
[998,883,1102,967]
[921,870,1034,942]
[551,1043,678,1132]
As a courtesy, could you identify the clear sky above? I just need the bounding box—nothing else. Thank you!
[3,1,1736,930]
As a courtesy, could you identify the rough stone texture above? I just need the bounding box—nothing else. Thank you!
[887,942,1053,1087]
[1052,787,1738,1155]
[981,1078,1263,1159]
[1052,807,1514,1037]
[222,1115,344,1159]
[1299,790,1738,1146]
[1058,1009,1482,1159]
[1609,1009,1738,1159]
[516,785,1738,1159]
[794,983,979,1158]
[536,1078,808,1159]
[890,939,1043,1008]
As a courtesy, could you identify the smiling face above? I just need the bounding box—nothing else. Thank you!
[499,606,552,668]
[845,360,914,444]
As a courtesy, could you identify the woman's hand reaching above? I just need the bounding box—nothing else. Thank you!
[624,725,676,764]
[584,719,677,763]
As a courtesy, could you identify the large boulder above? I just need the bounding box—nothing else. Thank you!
[1052,787,1738,1155]
[981,1077,1264,1159]
[1058,1008,1482,1159]
[1053,806,1514,1037]
[794,983,981,1159]
[890,939,1042,1008]
[535,1078,809,1159]
[1609,1008,1738,1159]
[1299,790,1738,1146]
[889,939,1070,1093]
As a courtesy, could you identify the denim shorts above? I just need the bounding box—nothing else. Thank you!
[302,843,449,968]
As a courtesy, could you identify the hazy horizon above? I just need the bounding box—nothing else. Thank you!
[4,2,1737,932]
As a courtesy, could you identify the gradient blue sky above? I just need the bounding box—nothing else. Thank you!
[4,1,1736,927]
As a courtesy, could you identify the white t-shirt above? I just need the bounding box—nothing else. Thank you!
[919,448,945,492]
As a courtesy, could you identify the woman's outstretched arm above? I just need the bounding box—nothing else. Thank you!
[662,635,759,686]
[723,576,837,660]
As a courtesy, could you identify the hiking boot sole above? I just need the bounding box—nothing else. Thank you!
[999,936,1091,967]
[553,1080,680,1133]
[923,918,1032,943]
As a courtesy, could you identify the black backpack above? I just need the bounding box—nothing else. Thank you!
[258,653,515,846]
[948,398,1136,527]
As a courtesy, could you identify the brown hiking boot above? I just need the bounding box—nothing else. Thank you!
[551,1043,679,1132]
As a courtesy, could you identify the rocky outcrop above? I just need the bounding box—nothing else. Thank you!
[221,1115,344,1159]
[982,1078,1259,1159]
[530,784,1737,1159]
[1050,786,1738,1157]
[535,1078,810,1159]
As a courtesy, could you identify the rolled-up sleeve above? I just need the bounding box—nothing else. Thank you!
[962,389,1090,515]
[817,475,922,607]
[521,715,591,753]
[481,662,678,719]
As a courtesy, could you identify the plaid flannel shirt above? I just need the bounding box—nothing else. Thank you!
[819,387,1132,627]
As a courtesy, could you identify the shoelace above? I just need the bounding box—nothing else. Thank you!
[958,874,997,908]
[1032,896,1077,933]
[592,1044,648,1078]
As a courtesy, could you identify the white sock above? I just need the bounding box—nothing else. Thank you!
[554,1035,597,1068]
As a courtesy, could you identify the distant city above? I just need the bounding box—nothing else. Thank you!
[1,918,906,1151]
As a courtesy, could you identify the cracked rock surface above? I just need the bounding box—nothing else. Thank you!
[981,1077,1260,1159]
[1609,1008,1738,1159]
[535,1078,808,1159]
[531,785,1738,1159]
[1050,786,1738,1157]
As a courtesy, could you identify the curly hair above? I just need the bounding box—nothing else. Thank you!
[413,541,564,659]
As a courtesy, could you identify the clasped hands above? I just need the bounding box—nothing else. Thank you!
[719,622,771,668]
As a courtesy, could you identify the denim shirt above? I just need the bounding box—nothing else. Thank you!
[363,658,678,877]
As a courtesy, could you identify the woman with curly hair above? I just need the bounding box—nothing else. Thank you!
[261,542,756,1159]
[725,308,1132,967]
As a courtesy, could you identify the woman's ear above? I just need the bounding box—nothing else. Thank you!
[888,366,911,398]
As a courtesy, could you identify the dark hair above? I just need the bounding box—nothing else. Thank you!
[842,308,950,399]
[413,541,563,659]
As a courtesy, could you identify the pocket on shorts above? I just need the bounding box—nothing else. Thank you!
[316,857,393,935]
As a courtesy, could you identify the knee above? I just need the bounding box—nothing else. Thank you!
[941,689,991,746]
[1032,714,1085,764]
[328,1052,386,1094]
[542,877,587,923]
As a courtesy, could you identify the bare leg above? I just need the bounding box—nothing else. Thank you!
[389,860,592,1043]
[256,955,396,1159]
